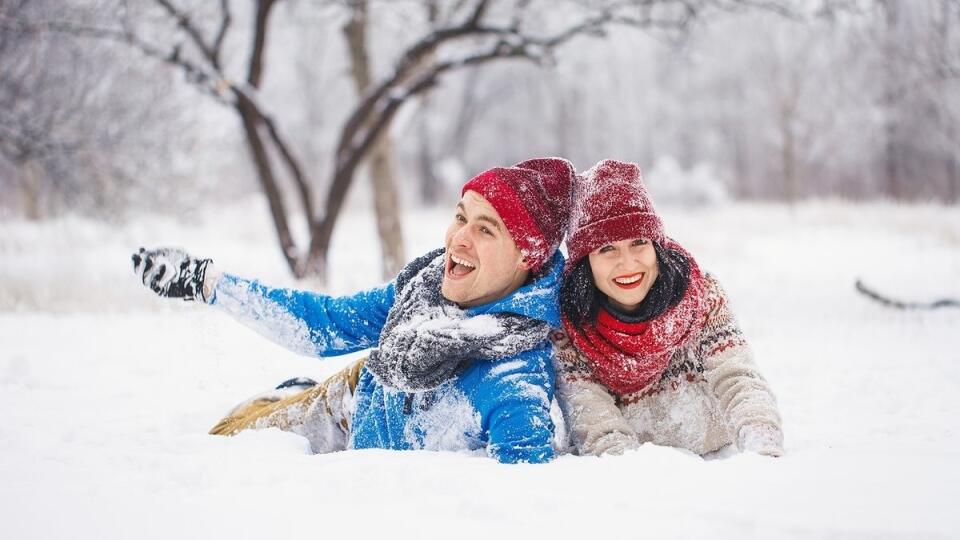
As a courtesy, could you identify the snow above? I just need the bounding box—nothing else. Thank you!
[401,386,482,452]
[487,359,528,377]
[1,197,959,539]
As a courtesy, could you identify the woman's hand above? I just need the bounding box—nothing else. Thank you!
[738,423,784,457]
[590,431,640,456]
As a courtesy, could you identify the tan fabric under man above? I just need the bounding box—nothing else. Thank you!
[210,358,364,454]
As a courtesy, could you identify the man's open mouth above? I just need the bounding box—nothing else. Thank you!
[447,254,477,278]
[613,272,644,289]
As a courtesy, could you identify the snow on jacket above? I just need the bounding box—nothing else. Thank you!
[208,250,565,464]
[552,273,783,456]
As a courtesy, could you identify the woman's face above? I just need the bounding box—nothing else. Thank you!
[588,238,659,312]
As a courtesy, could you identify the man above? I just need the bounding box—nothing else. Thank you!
[132,158,575,464]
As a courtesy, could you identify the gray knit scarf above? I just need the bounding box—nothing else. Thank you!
[365,248,551,393]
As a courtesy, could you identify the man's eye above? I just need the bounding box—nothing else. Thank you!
[480,226,493,236]
[455,214,467,224]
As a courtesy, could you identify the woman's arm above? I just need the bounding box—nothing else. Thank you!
[551,330,639,456]
[698,275,784,456]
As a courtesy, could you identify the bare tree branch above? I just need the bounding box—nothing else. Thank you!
[248,0,277,88]
[259,102,317,223]
[0,15,232,104]
[310,4,638,271]
[335,12,538,162]
[212,0,232,69]
[154,0,217,64]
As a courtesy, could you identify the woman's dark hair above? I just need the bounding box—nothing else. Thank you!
[560,241,691,325]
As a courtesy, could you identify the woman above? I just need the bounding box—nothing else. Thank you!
[553,159,784,457]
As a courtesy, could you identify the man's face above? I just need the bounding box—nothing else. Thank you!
[441,190,530,308]
[588,238,659,312]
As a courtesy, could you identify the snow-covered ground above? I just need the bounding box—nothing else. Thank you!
[2,198,959,539]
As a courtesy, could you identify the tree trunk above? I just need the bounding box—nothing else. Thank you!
[444,67,483,161]
[555,87,572,160]
[416,1,442,205]
[22,159,43,221]
[946,108,959,202]
[369,137,406,279]
[730,82,750,199]
[948,152,959,203]
[883,120,901,200]
[939,0,958,203]
[780,102,798,204]
[417,106,442,204]
[342,0,405,280]
[880,0,903,200]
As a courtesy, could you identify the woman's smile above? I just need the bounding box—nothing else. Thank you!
[612,272,644,289]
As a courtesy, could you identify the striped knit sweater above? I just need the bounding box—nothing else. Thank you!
[551,273,784,456]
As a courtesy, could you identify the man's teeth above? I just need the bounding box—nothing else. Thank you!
[614,274,642,284]
[451,255,476,268]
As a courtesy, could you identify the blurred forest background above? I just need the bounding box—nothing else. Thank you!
[2,0,958,281]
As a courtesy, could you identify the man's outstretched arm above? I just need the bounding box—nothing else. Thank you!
[132,247,394,357]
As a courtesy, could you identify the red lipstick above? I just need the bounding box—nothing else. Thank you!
[612,272,644,290]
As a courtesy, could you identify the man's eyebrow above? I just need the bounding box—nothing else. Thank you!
[456,202,503,231]
[476,214,503,232]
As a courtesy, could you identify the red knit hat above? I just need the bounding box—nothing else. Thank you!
[461,157,575,272]
[565,159,664,270]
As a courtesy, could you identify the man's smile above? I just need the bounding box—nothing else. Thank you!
[447,253,478,279]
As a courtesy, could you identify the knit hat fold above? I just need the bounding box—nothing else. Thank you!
[566,159,664,270]
[461,157,575,271]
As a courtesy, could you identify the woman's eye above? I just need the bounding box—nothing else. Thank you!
[632,238,648,246]
[598,245,614,254]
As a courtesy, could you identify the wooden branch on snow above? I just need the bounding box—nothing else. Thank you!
[855,280,960,310]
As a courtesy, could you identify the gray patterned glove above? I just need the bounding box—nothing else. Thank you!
[132,247,213,302]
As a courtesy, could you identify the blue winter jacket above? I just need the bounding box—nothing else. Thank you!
[210,250,564,464]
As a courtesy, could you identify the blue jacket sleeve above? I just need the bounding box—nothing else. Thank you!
[476,344,557,464]
[209,273,394,357]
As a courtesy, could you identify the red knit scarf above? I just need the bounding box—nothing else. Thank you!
[561,240,709,396]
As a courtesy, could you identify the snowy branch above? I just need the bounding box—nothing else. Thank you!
[0,14,232,105]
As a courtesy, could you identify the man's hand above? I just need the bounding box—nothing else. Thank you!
[132,247,213,302]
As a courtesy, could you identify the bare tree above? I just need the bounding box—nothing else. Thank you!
[856,0,960,200]
[2,0,793,282]
[342,0,405,280]
[0,0,200,219]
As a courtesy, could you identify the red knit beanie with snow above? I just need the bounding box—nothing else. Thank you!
[461,157,575,272]
[565,159,664,270]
